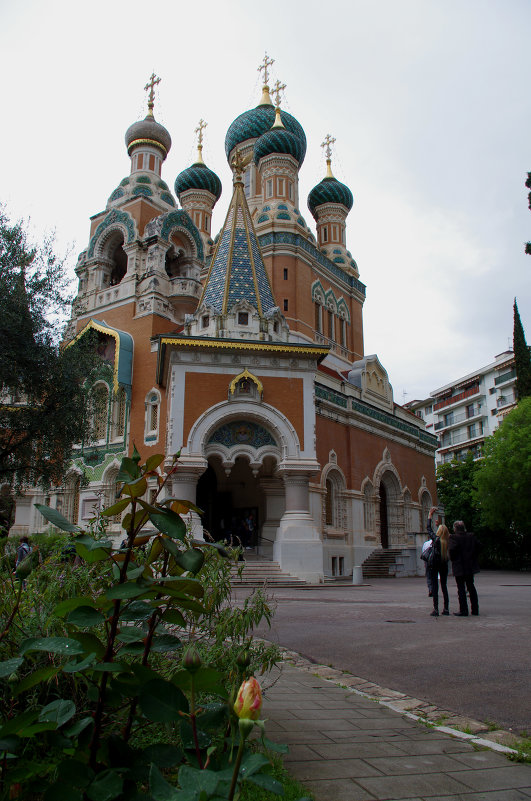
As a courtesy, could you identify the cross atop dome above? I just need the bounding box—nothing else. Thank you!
[144,73,161,117]
[194,118,207,163]
[321,133,336,177]
[257,53,274,106]
[272,80,286,108]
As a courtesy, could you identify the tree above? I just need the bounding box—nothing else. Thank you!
[474,398,531,565]
[436,452,481,533]
[513,298,531,400]
[526,173,531,255]
[0,207,96,487]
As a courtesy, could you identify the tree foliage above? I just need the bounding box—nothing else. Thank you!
[513,298,531,400]
[526,173,531,256]
[474,398,531,564]
[436,452,481,534]
[0,208,97,487]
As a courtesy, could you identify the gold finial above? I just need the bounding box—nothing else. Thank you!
[257,53,274,105]
[231,150,252,184]
[194,118,207,164]
[321,133,336,177]
[144,73,161,117]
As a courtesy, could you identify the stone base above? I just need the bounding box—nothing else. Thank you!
[273,511,324,583]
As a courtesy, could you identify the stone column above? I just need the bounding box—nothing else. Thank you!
[273,462,324,584]
[258,477,285,559]
[169,456,207,542]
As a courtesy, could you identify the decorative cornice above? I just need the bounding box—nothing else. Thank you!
[127,137,168,157]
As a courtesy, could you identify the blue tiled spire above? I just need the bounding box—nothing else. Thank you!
[199,171,277,317]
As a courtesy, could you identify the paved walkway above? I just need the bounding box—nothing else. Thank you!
[262,661,531,801]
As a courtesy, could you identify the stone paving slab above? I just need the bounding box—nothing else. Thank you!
[261,662,531,801]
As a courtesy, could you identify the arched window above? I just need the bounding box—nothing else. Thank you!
[108,233,127,286]
[363,482,375,533]
[104,468,122,525]
[420,491,432,531]
[325,478,334,525]
[91,383,109,442]
[145,390,160,443]
[66,475,81,525]
[112,387,127,440]
[403,489,412,533]
[322,469,345,530]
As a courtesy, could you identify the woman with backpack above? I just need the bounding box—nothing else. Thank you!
[425,507,450,617]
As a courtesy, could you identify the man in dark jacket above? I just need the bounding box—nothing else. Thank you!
[449,521,481,616]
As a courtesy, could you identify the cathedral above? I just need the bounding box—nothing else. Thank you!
[12,63,438,582]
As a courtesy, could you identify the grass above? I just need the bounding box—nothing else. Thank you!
[240,754,313,801]
[507,737,531,764]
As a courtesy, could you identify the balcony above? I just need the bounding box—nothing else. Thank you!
[439,427,484,448]
[434,406,484,431]
[433,385,479,412]
[494,368,516,386]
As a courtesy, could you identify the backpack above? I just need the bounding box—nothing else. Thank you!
[421,539,435,568]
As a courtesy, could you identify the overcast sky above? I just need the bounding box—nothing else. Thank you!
[1,0,530,401]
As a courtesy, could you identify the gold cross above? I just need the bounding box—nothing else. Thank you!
[272,80,286,108]
[195,118,207,147]
[321,134,336,161]
[258,53,274,86]
[144,73,161,115]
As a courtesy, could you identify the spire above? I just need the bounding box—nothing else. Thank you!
[257,53,274,106]
[198,151,277,318]
[321,134,336,178]
[144,73,161,118]
[271,80,286,129]
[194,118,207,164]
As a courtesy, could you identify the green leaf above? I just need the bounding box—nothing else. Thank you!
[57,758,94,788]
[62,653,97,673]
[101,498,131,517]
[161,608,186,627]
[39,699,76,728]
[179,721,211,751]
[106,582,153,600]
[155,592,204,613]
[139,678,188,722]
[76,534,112,551]
[34,503,81,532]
[247,773,284,795]
[174,548,204,574]
[161,498,204,515]
[145,453,165,472]
[178,765,219,796]
[142,743,183,768]
[44,782,84,801]
[91,662,129,673]
[75,543,111,563]
[64,717,93,737]
[86,769,124,801]
[121,600,155,621]
[0,735,19,753]
[116,626,145,643]
[71,632,106,659]
[150,634,181,653]
[0,709,38,736]
[240,752,270,777]
[0,657,24,678]
[157,576,204,597]
[196,703,228,730]
[262,737,289,754]
[15,665,60,694]
[148,509,186,541]
[116,456,140,482]
[67,606,105,627]
[149,763,180,801]
[20,637,85,656]
[123,476,148,498]
[172,668,226,698]
[207,541,230,559]
[54,596,97,617]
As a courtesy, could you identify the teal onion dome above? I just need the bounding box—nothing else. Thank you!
[225,105,306,163]
[174,162,222,201]
[125,115,172,158]
[308,176,353,218]
[254,127,305,167]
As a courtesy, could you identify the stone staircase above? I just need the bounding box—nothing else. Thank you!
[361,548,403,578]
[230,553,307,588]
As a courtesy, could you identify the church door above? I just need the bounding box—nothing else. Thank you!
[379,483,389,549]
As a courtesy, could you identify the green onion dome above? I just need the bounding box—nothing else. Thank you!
[174,162,222,201]
[308,176,353,218]
[254,127,305,167]
[225,104,306,163]
[125,114,172,159]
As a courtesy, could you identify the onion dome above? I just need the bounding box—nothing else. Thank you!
[254,126,305,167]
[225,103,306,163]
[175,161,222,201]
[308,176,353,217]
[125,115,172,159]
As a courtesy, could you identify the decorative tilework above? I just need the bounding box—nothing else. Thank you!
[109,188,125,202]
[87,209,135,258]
[276,212,291,220]
[254,128,305,166]
[158,180,169,190]
[120,178,130,186]
[225,105,306,162]
[278,204,288,210]
[159,211,204,261]
[308,176,353,216]
[132,186,153,198]
[258,232,366,296]
[257,214,269,223]
[160,192,175,206]
[136,175,151,184]
[208,420,277,448]
[333,257,345,263]
[175,163,222,200]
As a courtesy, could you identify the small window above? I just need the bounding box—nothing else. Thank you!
[322,227,328,243]
[283,299,288,311]
[277,178,285,196]
[273,321,279,333]
[283,268,288,280]
[149,154,155,171]
[332,224,338,240]
[315,303,322,333]
[288,182,293,200]
[137,154,143,170]
[202,315,209,328]
[238,312,249,325]
[145,391,160,442]
[266,179,273,198]
[205,214,210,233]
[328,309,334,340]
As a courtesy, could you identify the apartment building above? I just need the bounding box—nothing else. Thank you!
[406,351,517,465]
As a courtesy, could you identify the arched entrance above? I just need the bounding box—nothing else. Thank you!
[379,483,389,548]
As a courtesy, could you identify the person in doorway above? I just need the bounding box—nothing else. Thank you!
[449,520,481,616]
[427,507,450,616]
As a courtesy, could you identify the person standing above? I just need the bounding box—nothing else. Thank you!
[449,521,481,616]
[427,508,450,616]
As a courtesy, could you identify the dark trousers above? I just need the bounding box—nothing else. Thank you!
[429,562,449,612]
[455,574,479,615]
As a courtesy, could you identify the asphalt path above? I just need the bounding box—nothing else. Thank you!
[240,571,531,734]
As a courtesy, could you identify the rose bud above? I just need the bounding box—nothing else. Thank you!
[236,650,251,670]
[233,677,262,720]
[182,645,202,673]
